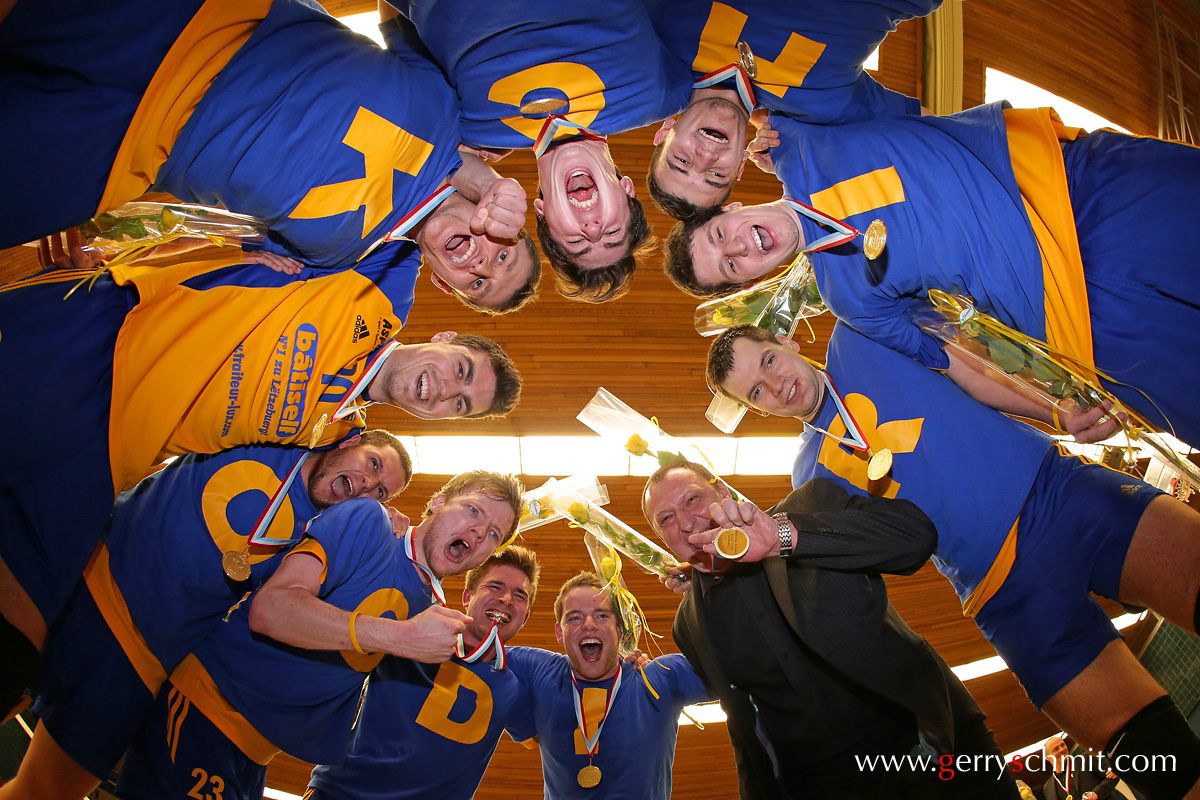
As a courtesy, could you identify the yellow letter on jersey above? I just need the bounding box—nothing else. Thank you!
[573,687,609,754]
[415,662,494,745]
[693,3,826,100]
[202,460,295,563]
[290,107,435,238]
[342,588,412,673]
[488,63,606,143]
[817,394,922,498]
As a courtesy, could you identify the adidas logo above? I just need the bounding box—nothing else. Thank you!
[352,315,370,343]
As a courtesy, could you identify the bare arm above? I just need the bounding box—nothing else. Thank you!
[943,344,1121,443]
[248,551,471,663]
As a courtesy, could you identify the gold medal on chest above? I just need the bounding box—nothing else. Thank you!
[308,413,330,449]
[577,764,602,789]
[736,41,758,79]
[520,97,568,115]
[866,448,893,481]
[862,219,887,260]
[222,551,251,582]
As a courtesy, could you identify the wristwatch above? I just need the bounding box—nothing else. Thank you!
[772,512,793,558]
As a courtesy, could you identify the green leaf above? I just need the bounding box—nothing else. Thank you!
[988,338,1028,374]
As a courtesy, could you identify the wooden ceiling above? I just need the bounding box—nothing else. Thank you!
[2,0,1193,796]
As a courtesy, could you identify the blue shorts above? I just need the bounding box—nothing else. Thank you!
[973,446,1163,707]
[0,269,134,623]
[32,584,158,780]
[0,0,207,246]
[115,681,267,800]
[1066,129,1200,448]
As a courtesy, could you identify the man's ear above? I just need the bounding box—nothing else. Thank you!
[652,117,677,145]
[337,433,362,449]
[554,620,565,646]
[532,197,545,218]
[431,331,457,343]
[774,333,802,353]
[736,159,746,181]
[618,175,636,198]
[430,273,453,295]
[721,201,744,212]
[462,586,472,608]
[427,492,447,515]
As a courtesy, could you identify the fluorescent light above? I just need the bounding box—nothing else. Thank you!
[412,436,521,475]
[519,436,632,477]
[732,437,802,475]
[679,701,727,726]
[984,68,1130,133]
[264,789,304,800]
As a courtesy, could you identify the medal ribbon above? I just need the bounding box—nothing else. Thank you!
[782,197,860,255]
[804,371,870,452]
[692,64,756,116]
[248,451,311,546]
[328,338,401,424]
[403,530,447,608]
[532,115,606,159]
[357,185,457,262]
[570,667,624,757]
[455,620,507,670]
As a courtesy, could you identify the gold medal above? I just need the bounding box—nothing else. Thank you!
[867,448,893,481]
[308,413,329,449]
[222,551,251,582]
[862,219,887,260]
[713,527,750,559]
[577,764,602,789]
[736,41,758,79]
[520,97,568,115]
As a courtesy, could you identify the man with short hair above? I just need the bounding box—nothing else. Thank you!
[707,323,1200,800]
[506,572,709,799]
[0,0,539,312]
[643,459,1016,799]
[307,544,541,800]
[108,471,523,800]
[644,0,940,219]
[382,0,679,301]
[0,435,413,800]
[1042,736,1129,800]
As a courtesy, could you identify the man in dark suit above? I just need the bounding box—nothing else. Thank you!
[642,459,1018,799]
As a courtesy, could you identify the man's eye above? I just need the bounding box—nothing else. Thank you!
[377,486,386,499]
[677,155,690,167]
[471,278,485,290]
[751,386,761,400]
[456,397,464,413]
[717,229,724,243]
[498,250,509,263]
[726,258,736,272]
[767,355,774,368]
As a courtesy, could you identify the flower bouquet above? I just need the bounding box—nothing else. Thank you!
[914,290,1200,491]
[581,531,644,654]
[693,251,825,338]
[518,475,610,535]
[74,201,267,262]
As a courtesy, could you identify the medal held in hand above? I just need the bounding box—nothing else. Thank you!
[713,527,750,559]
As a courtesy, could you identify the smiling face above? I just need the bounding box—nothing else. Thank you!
[644,468,726,569]
[371,338,497,420]
[723,336,825,421]
[417,196,534,309]
[462,563,532,646]
[304,437,407,508]
[416,490,517,579]
[555,585,620,681]
[652,96,750,208]
[689,200,802,288]
[533,138,637,270]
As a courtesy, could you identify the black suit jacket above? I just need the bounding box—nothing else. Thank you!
[673,478,976,800]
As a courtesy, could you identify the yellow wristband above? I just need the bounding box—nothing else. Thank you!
[1050,404,1063,433]
[349,611,371,655]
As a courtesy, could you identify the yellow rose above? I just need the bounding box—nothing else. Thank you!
[625,434,650,457]
[568,502,590,525]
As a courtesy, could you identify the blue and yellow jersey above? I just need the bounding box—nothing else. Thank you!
[133,0,462,268]
[773,103,1092,368]
[178,504,431,766]
[108,247,417,492]
[389,0,693,147]
[791,325,1051,606]
[645,0,932,123]
[91,445,321,693]
[308,655,535,800]
[506,648,708,800]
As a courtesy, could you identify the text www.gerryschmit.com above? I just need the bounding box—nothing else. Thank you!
[854,752,1178,780]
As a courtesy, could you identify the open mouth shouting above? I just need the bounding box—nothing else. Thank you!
[578,636,605,663]
[415,371,435,405]
[698,126,730,146]
[566,170,598,210]
[331,474,355,500]
[752,225,774,254]
[444,233,478,265]
[446,536,472,564]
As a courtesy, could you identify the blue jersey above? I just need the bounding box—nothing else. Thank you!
[645,0,932,122]
[104,445,321,674]
[389,0,692,147]
[185,507,433,765]
[309,655,535,800]
[773,104,1049,365]
[506,648,708,800]
[791,325,1051,604]
[152,0,462,268]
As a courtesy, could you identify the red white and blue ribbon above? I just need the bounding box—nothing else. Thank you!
[248,452,312,546]
[533,115,606,159]
[455,620,507,670]
[782,197,860,255]
[403,530,447,608]
[805,371,870,452]
[692,64,756,116]
[571,667,624,757]
[358,185,457,262]
[330,339,401,424]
